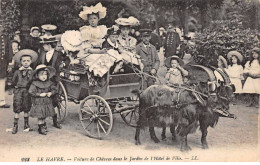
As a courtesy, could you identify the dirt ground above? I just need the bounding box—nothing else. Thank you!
[0,51,259,162]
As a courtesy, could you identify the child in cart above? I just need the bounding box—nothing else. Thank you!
[164,55,188,86]
[10,49,38,134]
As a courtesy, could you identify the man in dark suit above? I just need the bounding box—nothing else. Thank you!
[164,23,181,58]
[0,26,11,108]
[136,29,160,89]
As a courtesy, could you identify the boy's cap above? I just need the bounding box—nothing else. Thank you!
[140,29,152,36]
[30,27,40,33]
[107,28,120,35]
[33,64,56,78]
[164,55,184,68]
[13,49,38,63]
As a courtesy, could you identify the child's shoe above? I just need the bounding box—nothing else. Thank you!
[38,124,47,135]
[12,124,18,134]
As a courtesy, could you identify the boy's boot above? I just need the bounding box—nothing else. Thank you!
[12,118,19,134]
[38,124,47,135]
[24,117,33,132]
[53,114,62,129]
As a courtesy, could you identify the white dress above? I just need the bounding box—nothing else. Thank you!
[243,60,260,94]
[226,64,243,93]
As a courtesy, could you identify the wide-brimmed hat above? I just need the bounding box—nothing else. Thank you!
[164,55,184,68]
[13,49,38,63]
[61,30,82,52]
[218,55,228,68]
[41,24,57,31]
[33,64,56,78]
[251,47,260,54]
[227,51,243,62]
[39,35,59,44]
[115,16,140,26]
[79,2,106,21]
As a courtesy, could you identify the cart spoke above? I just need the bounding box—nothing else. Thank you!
[122,111,131,118]
[98,120,107,134]
[80,117,91,121]
[129,111,134,123]
[83,103,95,113]
[81,108,93,115]
[98,117,110,126]
[97,122,100,137]
[85,120,94,130]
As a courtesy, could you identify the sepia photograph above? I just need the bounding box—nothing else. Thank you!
[0,0,259,162]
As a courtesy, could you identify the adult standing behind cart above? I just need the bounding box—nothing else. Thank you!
[136,29,160,89]
[36,35,63,129]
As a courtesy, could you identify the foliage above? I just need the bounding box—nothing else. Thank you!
[1,0,20,36]
[188,18,259,66]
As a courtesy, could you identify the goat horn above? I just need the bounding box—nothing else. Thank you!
[189,64,216,82]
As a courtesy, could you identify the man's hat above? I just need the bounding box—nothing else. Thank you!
[33,64,56,78]
[107,28,120,36]
[164,55,184,68]
[13,49,38,63]
[40,35,59,44]
[41,24,57,31]
[140,29,152,36]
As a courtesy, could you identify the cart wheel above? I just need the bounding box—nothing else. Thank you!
[56,81,68,122]
[79,95,113,139]
[120,99,139,128]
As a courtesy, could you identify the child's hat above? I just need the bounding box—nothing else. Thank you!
[30,26,40,33]
[33,64,56,78]
[227,51,243,62]
[107,27,120,36]
[13,49,38,63]
[79,2,106,21]
[164,55,184,68]
[218,56,228,68]
[251,47,260,54]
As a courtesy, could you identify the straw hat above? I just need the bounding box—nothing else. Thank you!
[41,24,57,31]
[13,49,38,63]
[164,55,184,68]
[39,35,59,44]
[218,55,228,68]
[227,51,243,62]
[79,2,106,21]
[251,47,260,54]
[115,16,140,26]
[33,64,56,78]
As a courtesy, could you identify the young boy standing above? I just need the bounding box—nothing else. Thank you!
[11,49,38,134]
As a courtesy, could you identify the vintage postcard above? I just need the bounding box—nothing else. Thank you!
[0,0,259,162]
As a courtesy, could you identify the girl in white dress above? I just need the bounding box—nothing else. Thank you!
[226,51,244,102]
[243,47,260,107]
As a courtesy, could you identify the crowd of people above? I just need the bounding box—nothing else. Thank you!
[0,2,259,136]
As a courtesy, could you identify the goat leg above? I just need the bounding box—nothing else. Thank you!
[201,127,209,149]
[170,124,177,142]
[135,126,141,145]
[149,127,160,143]
[180,135,191,152]
[161,123,166,141]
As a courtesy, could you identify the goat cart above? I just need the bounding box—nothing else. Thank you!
[55,63,142,139]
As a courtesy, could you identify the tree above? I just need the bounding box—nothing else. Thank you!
[0,0,20,36]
